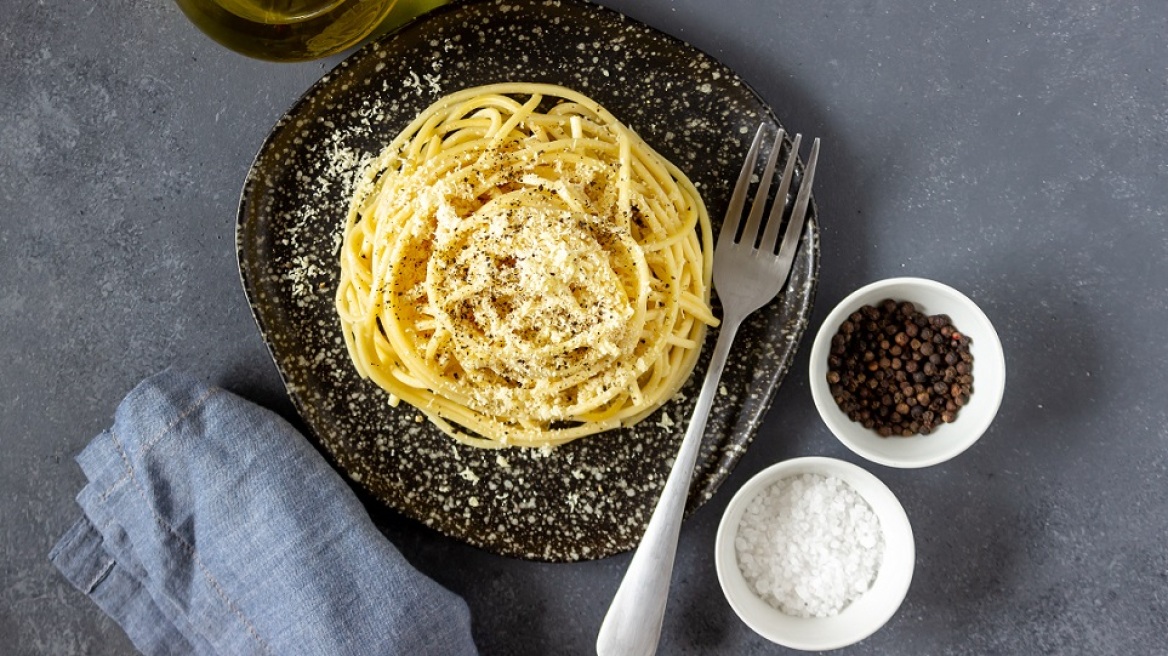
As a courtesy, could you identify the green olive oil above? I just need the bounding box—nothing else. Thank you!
[174,0,398,61]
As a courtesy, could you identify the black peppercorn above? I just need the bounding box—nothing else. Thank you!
[826,299,974,437]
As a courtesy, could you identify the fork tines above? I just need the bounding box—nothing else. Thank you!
[721,125,820,257]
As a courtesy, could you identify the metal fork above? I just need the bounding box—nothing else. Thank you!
[596,126,820,656]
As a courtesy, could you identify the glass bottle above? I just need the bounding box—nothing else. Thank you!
[174,0,400,62]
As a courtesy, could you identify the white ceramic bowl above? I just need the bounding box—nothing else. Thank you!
[809,277,1005,468]
[715,457,914,651]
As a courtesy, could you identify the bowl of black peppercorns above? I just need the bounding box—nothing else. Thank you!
[809,278,1005,468]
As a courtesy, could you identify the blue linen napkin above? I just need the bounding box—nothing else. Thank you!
[49,369,478,656]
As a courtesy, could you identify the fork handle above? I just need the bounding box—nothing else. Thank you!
[596,312,743,656]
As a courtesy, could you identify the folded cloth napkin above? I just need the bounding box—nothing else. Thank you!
[50,369,478,656]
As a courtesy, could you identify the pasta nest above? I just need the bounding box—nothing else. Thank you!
[336,83,717,448]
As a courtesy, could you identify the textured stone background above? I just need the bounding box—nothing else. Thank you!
[2,0,1166,654]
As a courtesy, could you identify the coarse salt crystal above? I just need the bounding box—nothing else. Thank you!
[734,473,884,618]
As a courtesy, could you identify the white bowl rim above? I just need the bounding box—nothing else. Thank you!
[808,277,1006,468]
[715,456,915,651]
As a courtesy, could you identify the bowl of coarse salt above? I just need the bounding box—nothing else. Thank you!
[715,457,914,651]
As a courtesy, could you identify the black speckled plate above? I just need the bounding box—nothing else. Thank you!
[237,0,818,562]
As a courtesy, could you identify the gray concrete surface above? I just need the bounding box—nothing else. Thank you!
[2,0,1166,654]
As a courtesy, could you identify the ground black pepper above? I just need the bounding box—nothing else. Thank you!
[827,298,974,437]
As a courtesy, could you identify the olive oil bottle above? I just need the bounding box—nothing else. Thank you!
[174,0,399,61]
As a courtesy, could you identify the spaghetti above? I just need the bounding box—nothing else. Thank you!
[336,83,718,448]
